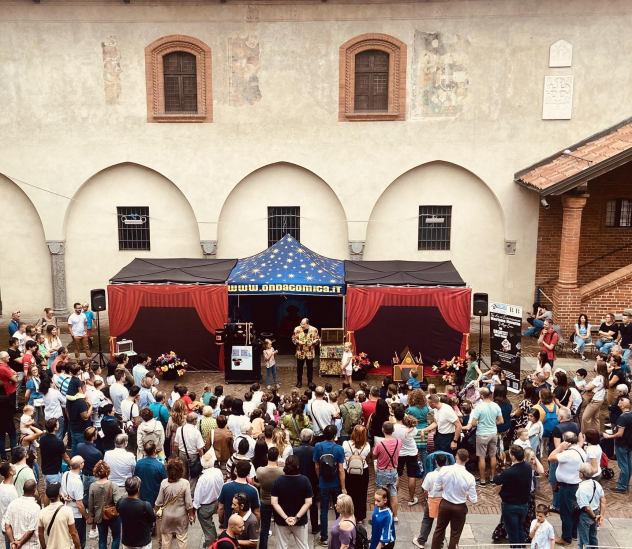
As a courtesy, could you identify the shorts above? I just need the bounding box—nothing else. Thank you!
[87,329,93,337]
[476,433,498,458]
[345,369,353,376]
[44,473,62,486]
[397,454,418,477]
[375,468,398,497]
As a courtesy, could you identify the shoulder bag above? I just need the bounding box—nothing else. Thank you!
[46,505,64,538]
[124,403,139,435]
[181,426,203,478]
[155,480,186,518]
[102,481,120,520]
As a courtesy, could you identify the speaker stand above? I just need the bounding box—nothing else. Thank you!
[476,315,488,369]
[91,310,109,368]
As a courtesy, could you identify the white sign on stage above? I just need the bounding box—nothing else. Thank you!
[231,346,253,371]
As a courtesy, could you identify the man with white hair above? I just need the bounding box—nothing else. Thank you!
[175,412,205,493]
[104,433,136,487]
[576,462,606,549]
[292,318,319,388]
[62,456,89,549]
[194,447,224,547]
[234,421,256,459]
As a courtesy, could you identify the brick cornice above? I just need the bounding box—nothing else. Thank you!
[561,194,589,210]
[339,33,407,122]
[145,34,213,123]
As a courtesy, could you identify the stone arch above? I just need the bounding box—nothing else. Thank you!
[64,162,202,303]
[364,161,507,298]
[217,162,349,259]
[0,173,52,315]
[145,34,213,123]
[339,33,407,121]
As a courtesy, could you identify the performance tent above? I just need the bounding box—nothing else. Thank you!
[108,258,237,371]
[344,260,471,373]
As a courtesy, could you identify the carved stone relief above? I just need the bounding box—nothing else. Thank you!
[542,76,574,120]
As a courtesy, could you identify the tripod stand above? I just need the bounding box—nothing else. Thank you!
[476,313,489,369]
[92,310,109,367]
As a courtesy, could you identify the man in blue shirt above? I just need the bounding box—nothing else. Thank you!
[313,424,345,546]
[148,392,170,431]
[7,311,20,338]
[218,460,260,529]
[135,441,167,509]
[132,353,151,387]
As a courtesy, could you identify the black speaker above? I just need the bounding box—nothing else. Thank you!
[91,289,106,312]
[473,293,488,316]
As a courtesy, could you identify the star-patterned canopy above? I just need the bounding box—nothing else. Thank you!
[227,234,345,295]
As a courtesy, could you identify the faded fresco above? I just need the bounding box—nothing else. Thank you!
[229,33,262,106]
[101,36,122,105]
[411,31,470,118]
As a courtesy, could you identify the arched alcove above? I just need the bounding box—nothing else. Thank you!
[364,161,506,298]
[65,163,201,302]
[217,162,349,259]
[0,174,53,315]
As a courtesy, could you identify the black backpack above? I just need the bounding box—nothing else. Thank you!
[318,442,337,482]
[343,520,369,549]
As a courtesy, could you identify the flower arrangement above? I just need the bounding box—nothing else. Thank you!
[353,352,380,373]
[431,356,465,382]
[154,351,188,380]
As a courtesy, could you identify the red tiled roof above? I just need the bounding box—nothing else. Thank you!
[515,117,632,194]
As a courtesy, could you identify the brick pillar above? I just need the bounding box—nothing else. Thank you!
[552,194,588,336]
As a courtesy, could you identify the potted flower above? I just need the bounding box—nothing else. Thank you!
[352,352,379,380]
[154,351,188,381]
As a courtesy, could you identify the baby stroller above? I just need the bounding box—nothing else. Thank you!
[458,380,481,405]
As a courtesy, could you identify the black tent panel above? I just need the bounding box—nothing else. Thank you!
[344,260,465,287]
[110,258,238,285]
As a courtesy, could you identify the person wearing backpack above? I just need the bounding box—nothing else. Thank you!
[340,388,363,444]
[213,514,245,549]
[372,422,402,523]
[330,494,361,549]
[313,424,346,546]
[342,425,370,524]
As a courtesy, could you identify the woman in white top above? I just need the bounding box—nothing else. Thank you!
[39,378,66,441]
[572,314,592,362]
[342,425,371,524]
[582,429,603,480]
[581,361,608,433]
[44,325,62,370]
[227,399,249,438]
[342,342,354,385]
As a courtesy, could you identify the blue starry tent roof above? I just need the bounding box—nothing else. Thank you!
[227,235,345,295]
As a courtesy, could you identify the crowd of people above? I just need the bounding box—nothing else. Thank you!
[0,307,631,549]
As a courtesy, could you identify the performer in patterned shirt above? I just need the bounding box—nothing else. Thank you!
[292,318,319,388]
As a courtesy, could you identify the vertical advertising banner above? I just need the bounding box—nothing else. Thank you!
[489,302,523,393]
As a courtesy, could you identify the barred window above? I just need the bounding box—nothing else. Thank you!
[268,207,300,247]
[418,206,452,250]
[606,199,632,227]
[117,207,150,251]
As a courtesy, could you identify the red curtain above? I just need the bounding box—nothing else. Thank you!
[107,284,228,366]
[346,286,472,357]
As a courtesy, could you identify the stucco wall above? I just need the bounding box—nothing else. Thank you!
[1,0,632,314]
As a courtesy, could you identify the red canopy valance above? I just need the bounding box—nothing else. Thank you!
[346,286,471,357]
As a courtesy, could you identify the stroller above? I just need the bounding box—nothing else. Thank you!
[458,380,481,405]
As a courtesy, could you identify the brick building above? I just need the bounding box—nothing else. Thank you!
[516,116,632,337]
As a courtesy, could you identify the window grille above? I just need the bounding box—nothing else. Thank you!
[117,207,150,251]
[268,207,300,247]
[418,206,452,250]
[606,199,632,227]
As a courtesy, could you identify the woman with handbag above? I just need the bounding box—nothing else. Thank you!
[155,458,195,549]
[88,460,121,549]
[342,425,370,524]
[282,401,312,446]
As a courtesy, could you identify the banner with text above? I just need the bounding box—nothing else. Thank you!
[490,301,523,393]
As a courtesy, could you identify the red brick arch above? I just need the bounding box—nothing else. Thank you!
[339,33,407,122]
[145,35,213,123]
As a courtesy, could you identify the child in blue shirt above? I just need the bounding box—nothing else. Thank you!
[370,489,396,549]
[407,368,421,391]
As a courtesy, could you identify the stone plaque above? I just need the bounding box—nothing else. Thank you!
[542,76,574,120]
[549,40,572,67]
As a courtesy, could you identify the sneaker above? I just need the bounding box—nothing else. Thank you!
[555,538,571,546]
[89,529,99,540]
[549,507,560,514]
[571,347,578,354]
[412,540,425,549]
[318,539,328,547]
[267,385,271,390]
[581,355,587,361]
[394,517,399,524]
[476,479,486,486]
[609,487,628,493]
[605,423,612,429]
[408,497,419,507]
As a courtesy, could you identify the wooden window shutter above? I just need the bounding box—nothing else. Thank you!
[163,52,198,113]
[354,50,389,112]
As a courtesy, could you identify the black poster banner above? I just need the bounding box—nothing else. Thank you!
[489,302,523,393]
